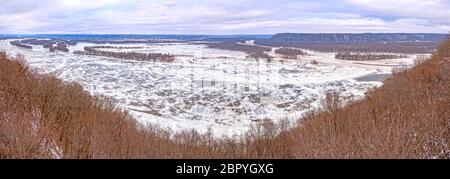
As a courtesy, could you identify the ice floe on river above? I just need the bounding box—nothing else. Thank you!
[2,40,414,136]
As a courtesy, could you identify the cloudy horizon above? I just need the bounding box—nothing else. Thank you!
[1,0,449,34]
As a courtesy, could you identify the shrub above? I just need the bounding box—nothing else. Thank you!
[275,48,306,59]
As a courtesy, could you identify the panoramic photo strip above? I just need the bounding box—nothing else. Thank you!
[0,0,448,176]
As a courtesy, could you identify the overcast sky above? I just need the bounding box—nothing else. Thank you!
[0,0,449,34]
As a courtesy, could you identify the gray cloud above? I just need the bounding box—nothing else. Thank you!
[0,0,449,34]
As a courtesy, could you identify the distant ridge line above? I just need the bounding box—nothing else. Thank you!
[270,33,449,43]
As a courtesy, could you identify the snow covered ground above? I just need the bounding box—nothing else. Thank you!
[0,40,419,137]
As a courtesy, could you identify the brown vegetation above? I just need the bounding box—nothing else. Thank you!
[0,40,449,159]
[205,42,272,60]
[289,40,450,158]
[256,40,440,54]
[21,39,56,48]
[74,47,175,63]
[86,46,144,49]
[335,52,407,61]
[80,39,179,44]
[10,39,71,52]
[0,55,291,158]
[49,43,69,53]
[275,48,306,59]
[10,41,33,49]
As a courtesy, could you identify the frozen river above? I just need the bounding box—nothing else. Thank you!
[1,40,415,136]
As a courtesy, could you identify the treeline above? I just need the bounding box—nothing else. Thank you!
[10,41,33,49]
[74,47,175,63]
[86,46,144,49]
[274,48,306,59]
[246,52,273,62]
[205,42,273,60]
[49,43,69,52]
[255,40,440,54]
[10,39,70,52]
[335,52,407,61]
[80,39,179,44]
[270,33,448,43]
[20,39,77,46]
